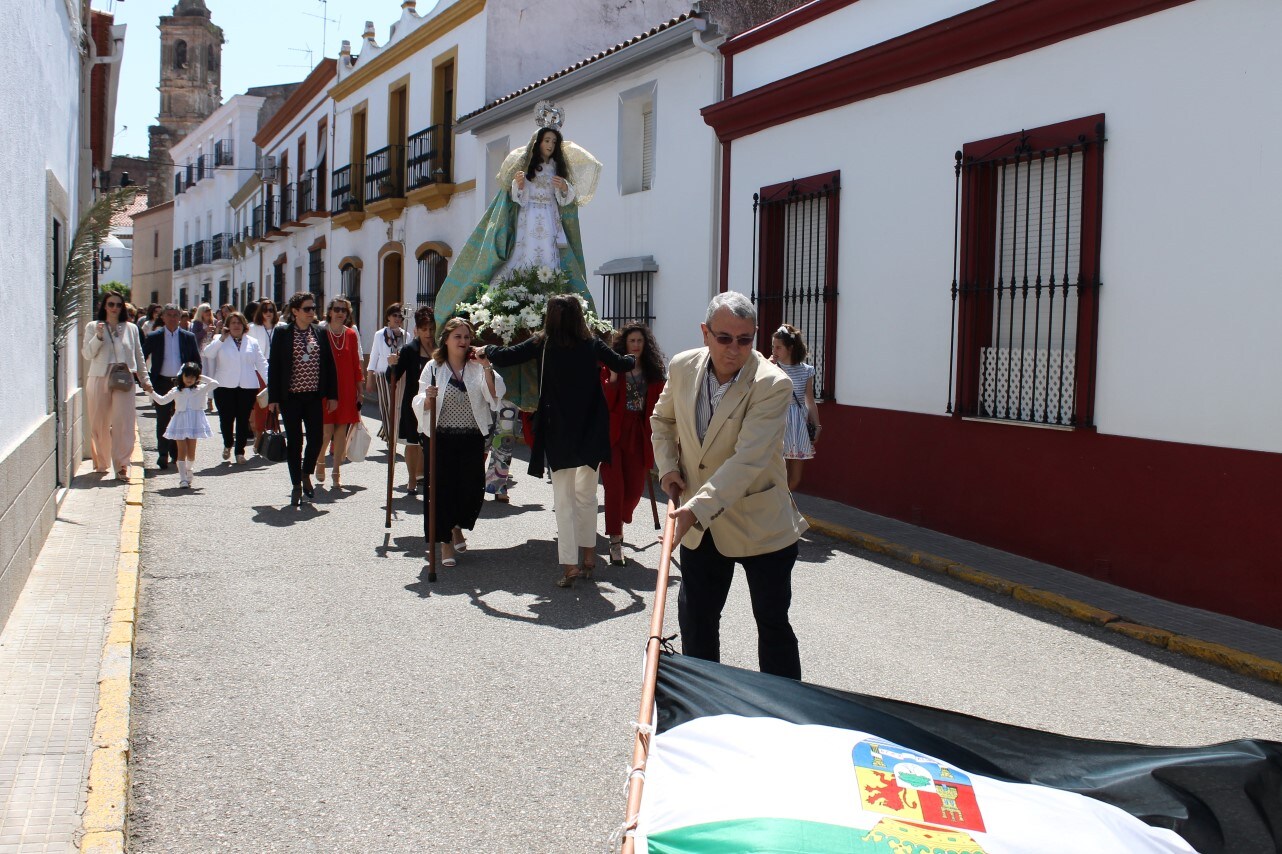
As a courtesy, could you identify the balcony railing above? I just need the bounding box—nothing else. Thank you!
[210,233,229,262]
[280,183,296,225]
[407,124,452,190]
[174,174,184,196]
[331,164,360,213]
[193,240,206,267]
[173,248,182,271]
[185,164,195,188]
[251,205,264,239]
[214,139,234,166]
[364,145,405,204]
[183,244,193,268]
[297,171,315,216]
[265,192,279,233]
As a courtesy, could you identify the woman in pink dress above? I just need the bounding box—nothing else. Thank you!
[318,297,364,488]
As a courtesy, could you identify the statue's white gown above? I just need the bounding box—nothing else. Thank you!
[492,160,576,283]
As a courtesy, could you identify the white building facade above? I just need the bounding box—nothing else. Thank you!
[703,0,1282,627]
[170,93,265,309]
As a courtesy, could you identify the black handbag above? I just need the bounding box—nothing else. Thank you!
[792,389,818,442]
[261,412,287,463]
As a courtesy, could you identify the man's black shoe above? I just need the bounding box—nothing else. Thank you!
[157,457,170,470]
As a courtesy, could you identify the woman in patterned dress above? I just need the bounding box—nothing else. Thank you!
[416,318,504,567]
[771,324,822,491]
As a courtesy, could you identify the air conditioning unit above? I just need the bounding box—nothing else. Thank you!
[261,155,279,184]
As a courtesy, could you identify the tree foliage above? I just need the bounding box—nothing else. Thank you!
[52,188,138,351]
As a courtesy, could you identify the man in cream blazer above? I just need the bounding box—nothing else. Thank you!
[652,291,808,679]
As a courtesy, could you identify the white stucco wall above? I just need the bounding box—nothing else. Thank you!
[729,0,991,96]
[0,0,81,453]
[725,0,1282,453]
[465,44,721,357]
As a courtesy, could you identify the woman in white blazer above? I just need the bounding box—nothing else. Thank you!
[83,292,152,478]
[203,311,268,463]
[246,298,282,367]
[413,318,505,566]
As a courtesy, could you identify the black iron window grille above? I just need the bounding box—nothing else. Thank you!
[265,192,280,233]
[407,124,452,190]
[174,174,184,196]
[949,116,1104,428]
[214,139,233,167]
[364,145,405,203]
[331,164,358,212]
[251,204,264,240]
[172,248,182,271]
[309,250,325,307]
[182,244,193,269]
[246,283,255,306]
[340,263,361,328]
[193,240,206,266]
[751,173,840,401]
[201,283,212,304]
[416,249,447,310]
[218,280,229,307]
[185,164,194,188]
[196,156,206,182]
[274,261,287,306]
[594,257,657,330]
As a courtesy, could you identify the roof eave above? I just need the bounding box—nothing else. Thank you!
[455,16,707,135]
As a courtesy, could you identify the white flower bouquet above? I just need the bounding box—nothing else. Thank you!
[456,265,613,344]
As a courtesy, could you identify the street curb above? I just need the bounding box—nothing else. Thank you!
[803,515,1282,686]
[79,430,145,852]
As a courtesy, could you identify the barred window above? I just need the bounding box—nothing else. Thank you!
[949,115,1104,427]
[752,172,840,401]
[308,250,325,308]
[416,249,447,311]
[594,257,656,328]
[340,262,361,329]
[273,260,286,307]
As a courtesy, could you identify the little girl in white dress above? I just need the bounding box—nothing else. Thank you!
[149,362,218,488]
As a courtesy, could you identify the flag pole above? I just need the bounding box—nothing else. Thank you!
[620,488,678,852]
[384,370,398,529]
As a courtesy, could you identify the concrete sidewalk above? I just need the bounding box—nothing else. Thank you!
[0,461,130,853]
[795,493,1282,683]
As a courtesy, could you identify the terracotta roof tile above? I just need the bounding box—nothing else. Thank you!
[110,191,149,229]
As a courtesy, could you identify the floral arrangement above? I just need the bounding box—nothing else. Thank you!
[455,265,613,344]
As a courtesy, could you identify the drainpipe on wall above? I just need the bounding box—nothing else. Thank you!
[691,16,725,303]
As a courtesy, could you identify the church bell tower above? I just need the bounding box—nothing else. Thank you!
[147,0,224,204]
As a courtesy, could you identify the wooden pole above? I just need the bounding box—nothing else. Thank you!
[620,488,678,852]
[426,389,438,583]
[384,371,398,529]
[647,471,660,530]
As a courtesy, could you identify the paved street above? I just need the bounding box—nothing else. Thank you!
[129,402,1282,853]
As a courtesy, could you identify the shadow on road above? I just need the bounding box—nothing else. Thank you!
[249,503,331,526]
[401,537,675,631]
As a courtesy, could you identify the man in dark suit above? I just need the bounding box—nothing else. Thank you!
[142,303,200,468]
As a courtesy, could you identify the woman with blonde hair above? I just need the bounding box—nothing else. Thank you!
[316,296,364,488]
[416,318,504,566]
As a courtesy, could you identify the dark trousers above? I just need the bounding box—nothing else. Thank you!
[678,532,801,680]
[151,374,175,462]
[280,392,323,486]
[214,386,257,454]
[421,430,484,543]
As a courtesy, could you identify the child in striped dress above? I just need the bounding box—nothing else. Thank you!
[771,324,822,491]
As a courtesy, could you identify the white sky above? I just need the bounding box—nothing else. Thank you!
[95,0,396,157]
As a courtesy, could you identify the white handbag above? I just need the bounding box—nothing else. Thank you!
[346,421,372,462]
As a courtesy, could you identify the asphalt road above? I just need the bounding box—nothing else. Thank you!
[128,401,1282,852]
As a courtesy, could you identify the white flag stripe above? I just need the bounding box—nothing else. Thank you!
[638,716,1196,853]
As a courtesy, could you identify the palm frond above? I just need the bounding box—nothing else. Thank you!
[53,188,139,351]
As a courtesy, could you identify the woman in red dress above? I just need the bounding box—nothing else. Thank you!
[318,297,364,488]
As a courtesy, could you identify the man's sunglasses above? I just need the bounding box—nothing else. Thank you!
[300,306,317,313]
[709,329,755,348]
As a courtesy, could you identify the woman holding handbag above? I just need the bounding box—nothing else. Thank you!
[83,292,152,479]
[315,297,364,489]
[203,311,267,464]
[387,307,436,495]
[416,318,504,567]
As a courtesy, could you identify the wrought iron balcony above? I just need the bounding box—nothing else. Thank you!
[196,155,207,182]
[280,183,296,225]
[265,192,280,233]
[214,139,234,167]
[210,233,229,262]
[407,124,452,190]
[174,174,184,196]
[331,164,360,213]
[185,164,195,188]
[297,171,315,216]
[182,244,193,268]
[251,204,264,239]
[173,249,182,271]
[364,145,405,204]
[193,240,206,267]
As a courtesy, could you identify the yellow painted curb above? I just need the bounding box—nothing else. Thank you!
[80,428,146,848]
[804,511,1282,685]
[80,830,126,854]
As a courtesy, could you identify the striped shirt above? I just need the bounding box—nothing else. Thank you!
[696,362,744,443]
